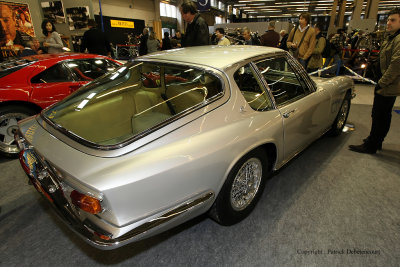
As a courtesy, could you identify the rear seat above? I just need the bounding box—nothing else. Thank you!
[56,92,136,143]
[131,89,172,134]
[165,83,207,113]
[54,81,215,144]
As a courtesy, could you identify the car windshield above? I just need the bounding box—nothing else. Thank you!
[43,61,223,146]
[0,58,37,79]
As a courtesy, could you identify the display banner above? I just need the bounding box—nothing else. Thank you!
[0,1,35,59]
[110,20,135,29]
[94,15,144,46]
[197,0,210,12]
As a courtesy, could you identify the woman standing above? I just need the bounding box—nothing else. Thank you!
[41,19,63,54]
[147,31,160,53]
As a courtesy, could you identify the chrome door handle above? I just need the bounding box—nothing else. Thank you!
[283,109,296,118]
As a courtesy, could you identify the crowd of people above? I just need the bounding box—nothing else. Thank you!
[0,0,367,67]
[0,0,393,81]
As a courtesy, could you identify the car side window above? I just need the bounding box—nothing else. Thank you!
[255,57,308,106]
[67,59,118,81]
[233,64,272,111]
[31,63,74,83]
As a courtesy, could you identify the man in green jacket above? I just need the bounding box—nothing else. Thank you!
[349,7,400,154]
[307,23,326,73]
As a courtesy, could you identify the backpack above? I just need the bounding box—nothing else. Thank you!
[322,38,332,58]
[251,34,260,45]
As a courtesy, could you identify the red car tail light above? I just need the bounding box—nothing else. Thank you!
[70,190,102,214]
[19,150,31,175]
[94,232,111,240]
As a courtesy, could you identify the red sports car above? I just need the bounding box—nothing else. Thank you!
[0,53,121,157]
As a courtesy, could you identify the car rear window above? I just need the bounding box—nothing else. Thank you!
[43,61,223,147]
[0,58,37,79]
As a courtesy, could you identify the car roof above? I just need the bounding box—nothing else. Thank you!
[0,53,118,79]
[0,53,110,69]
[22,52,109,62]
[139,45,283,70]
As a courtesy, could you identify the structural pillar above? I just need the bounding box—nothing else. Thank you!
[153,0,162,40]
[327,0,339,36]
[337,0,347,29]
[352,0,363,19]
[365,0,379,19]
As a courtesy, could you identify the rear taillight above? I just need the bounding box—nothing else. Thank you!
[19,150,31,175]
[70,190,102,214]
[94,232,111,240]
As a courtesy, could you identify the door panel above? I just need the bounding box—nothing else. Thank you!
[255,56,330,160]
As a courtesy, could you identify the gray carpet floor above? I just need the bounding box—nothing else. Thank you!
[1,103,399,267]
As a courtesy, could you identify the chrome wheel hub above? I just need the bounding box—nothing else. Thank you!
[230,157,263,211]
[0,113,28,154]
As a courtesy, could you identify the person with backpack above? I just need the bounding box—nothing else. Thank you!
[321,33,335,76]
[307,23,326,73]
[323,29,345,76]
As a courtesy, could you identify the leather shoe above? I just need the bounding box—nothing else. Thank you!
[348,144,377,154]
[363,138,382,150]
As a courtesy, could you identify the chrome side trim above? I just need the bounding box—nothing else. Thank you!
[86,191,214,249]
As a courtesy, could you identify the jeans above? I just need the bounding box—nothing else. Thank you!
[298,58,309,69]
[322,54,341,75]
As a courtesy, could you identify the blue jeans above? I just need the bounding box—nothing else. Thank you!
[322,54,340,75]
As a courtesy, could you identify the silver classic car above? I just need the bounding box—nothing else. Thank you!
[16,46,354,249]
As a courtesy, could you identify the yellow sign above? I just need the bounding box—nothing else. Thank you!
[110,20,135,28]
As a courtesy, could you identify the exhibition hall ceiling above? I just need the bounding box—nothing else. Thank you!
[226,0,399,18]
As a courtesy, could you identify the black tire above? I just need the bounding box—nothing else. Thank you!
[0,105,37,157]
[210,148,269,226]
[329,93,351,136]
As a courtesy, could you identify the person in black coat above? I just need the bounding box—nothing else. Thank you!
[180,0,209,47]
[162,32,172,50]
[81,19,111,56]
[139,28,149,56]
[278,30,289,51]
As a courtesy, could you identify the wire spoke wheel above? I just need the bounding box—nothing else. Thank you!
[230,157,263,211]
[329,93,351,136]
[210,148,268,225]
[336,98,350,130]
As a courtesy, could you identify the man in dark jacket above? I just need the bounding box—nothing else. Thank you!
[180,0,209,47]
[260,21,280,47]
[278,30,289,51]
[81,19,111,56]
[349,7,400,154]
[139,28,149,56]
